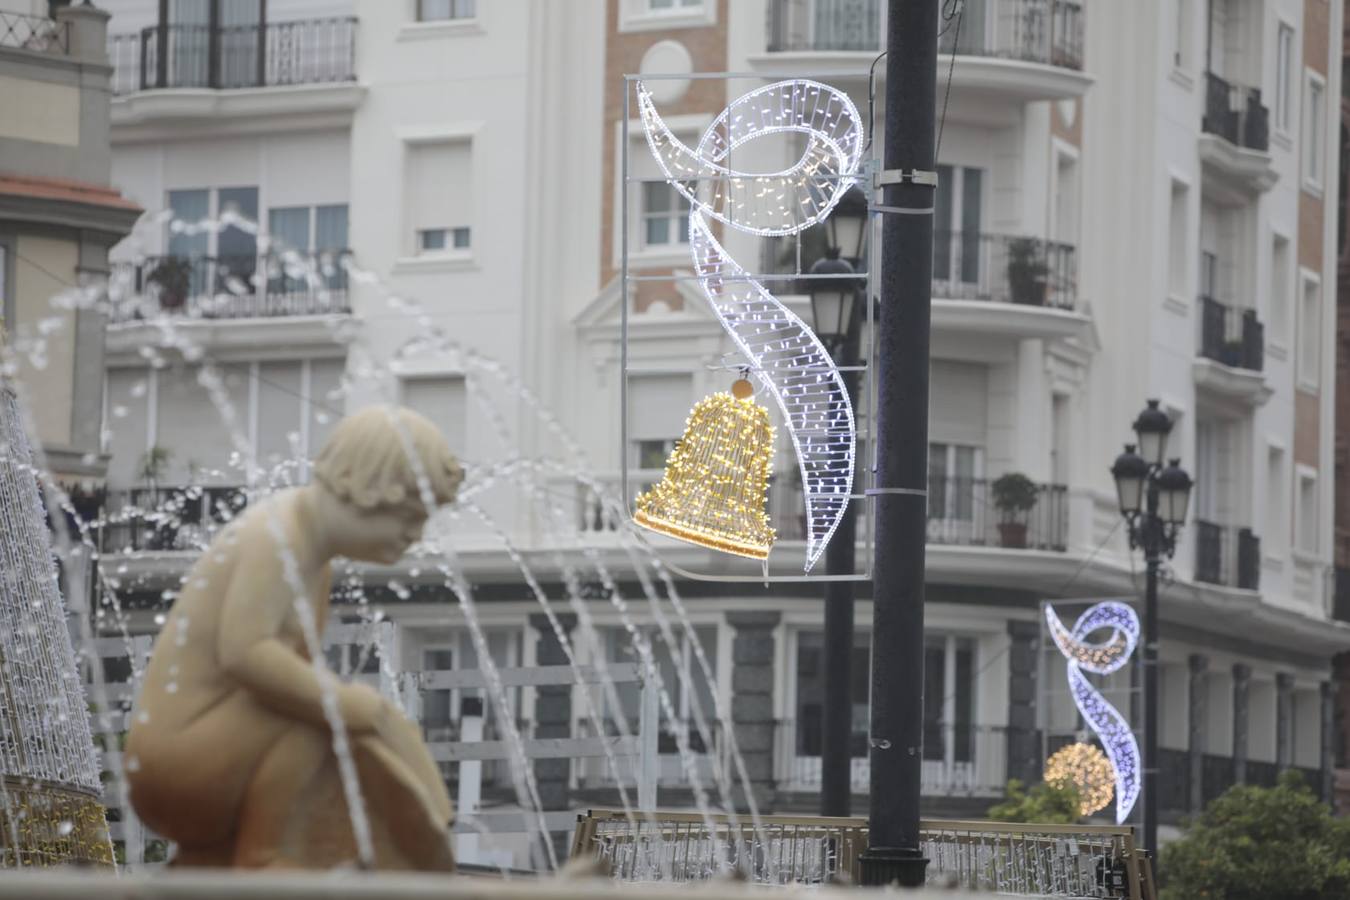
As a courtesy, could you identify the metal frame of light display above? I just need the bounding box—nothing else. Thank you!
[1043,600,1142,825]
[620,72,877,582]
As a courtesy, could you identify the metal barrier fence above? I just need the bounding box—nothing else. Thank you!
[572,809,1156,899]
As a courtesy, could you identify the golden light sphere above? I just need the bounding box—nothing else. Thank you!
[1044,742,1115,817]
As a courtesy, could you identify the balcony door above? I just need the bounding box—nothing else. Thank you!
[928,442,984,544]
[933,165,984,298]
[923,635,976,793]
[166,0,263,88]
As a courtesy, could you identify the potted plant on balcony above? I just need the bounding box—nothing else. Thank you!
[137,445,176,550]
[1005,238,1049,306]
[992,472,1039,549]
[146,257,193,311]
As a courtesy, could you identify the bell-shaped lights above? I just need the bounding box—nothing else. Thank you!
[1131,399,1172,468]
[1155,458,1193,527]
[1110,444,1148,518]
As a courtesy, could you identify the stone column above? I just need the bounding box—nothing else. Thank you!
[56,3,111,65]
[1276,672,1294,771]
[726,611,780,813]
[1006,620,1040,786]
[1188,654,1208,813]
[1233,664,1250,784]
[530,613,577,863]
[1322,681,1335,805]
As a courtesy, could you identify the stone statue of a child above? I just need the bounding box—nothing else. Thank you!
[125,406,464,869]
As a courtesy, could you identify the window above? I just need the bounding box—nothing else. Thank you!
[418,227,470,251]
[933,165,984,291]
[1266,445,1286,557]
[1173,0,1189,68]
[1200,249,1218,299]
[405,139,472,257]
[619,0,713,31]
[1276,25,1294,133]
[648,0,703,9]
[1298,273,1321,389]
[641,182,690,248]
[421,648,456,737]
[1270,234,1290,345]
[1305,74,1326,189]
[268,204,349,291]
[628,374,691,479]
[419,0,475,21]
[793,630,870,762]
[923,635,976,765]
[927,442,983,541]
[1295,468,1318,554]
[399,374,468,456]
[1167,181,1188,297]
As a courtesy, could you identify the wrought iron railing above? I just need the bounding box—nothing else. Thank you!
[927,474,1069,551]
[774,719,1011,796]
[0,10,67,54]
[97,485,249,554]
[765,0,1084,69]
[762,229,1077,309]
[1194,519,1260,590]
[109,251,353,321]
[1203,71,1270,152]
[1198,295,1264,371]
[574,718,725,790]
[108,17,356,95]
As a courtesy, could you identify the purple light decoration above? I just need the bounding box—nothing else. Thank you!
[1045,601,1141,825]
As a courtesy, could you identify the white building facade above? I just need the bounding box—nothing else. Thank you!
[90,0,1349,859]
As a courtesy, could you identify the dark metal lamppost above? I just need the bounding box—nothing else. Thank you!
[1110,399,1193,854]
[806,188,867,818]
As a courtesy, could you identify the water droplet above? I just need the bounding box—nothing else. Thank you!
[137,711,149,724]
[870,738,892,750]
[153,613,166,626]
[168,664,179,676]
[111,404,128,419]
[57,820,73,836]
[130,380,147,398]
[165,682,178,694]
[125,755,141,773]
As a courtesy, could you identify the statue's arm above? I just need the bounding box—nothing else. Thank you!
[215,526,380,732]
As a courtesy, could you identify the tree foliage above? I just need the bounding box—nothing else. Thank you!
[987,778,1082,825]
[1161,771,1350,900]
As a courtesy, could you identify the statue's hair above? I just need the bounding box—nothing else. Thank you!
[313,406,464,512]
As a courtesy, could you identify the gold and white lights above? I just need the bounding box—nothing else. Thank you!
[636,79,865,571]
[1045,742,1116,818]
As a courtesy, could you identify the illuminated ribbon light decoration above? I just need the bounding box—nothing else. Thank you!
[1044,601,1141,825]
[636,79,864,572]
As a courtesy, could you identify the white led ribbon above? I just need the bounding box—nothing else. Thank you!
[1045,601,1142,825]
[636,79,865,571]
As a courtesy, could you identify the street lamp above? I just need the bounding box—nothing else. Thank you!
[807,205,865,818]
[1109,399,1193,855]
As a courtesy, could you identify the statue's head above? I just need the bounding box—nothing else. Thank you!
[312,406,464,563]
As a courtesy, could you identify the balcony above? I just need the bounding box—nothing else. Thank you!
[1194,520,1261,591]
[761,230,1089,342]
[0,10,67,55]
[774,719,1010,797]
[1199,72,1276,197]
[107,17,362,130]
[97,485,249,555]
[1193,296,1271,406]
[110,252,352,322]
[759,0,1089,101]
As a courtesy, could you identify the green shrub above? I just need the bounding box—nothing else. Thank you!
[987,778,1082,825]
[1160,770,1350,900]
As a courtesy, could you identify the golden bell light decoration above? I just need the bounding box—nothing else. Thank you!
[634,379,776,560]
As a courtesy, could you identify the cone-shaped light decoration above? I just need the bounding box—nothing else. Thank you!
[634,381,776,560]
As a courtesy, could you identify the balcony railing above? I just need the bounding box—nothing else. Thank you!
[0,10,68,54]
[1198,295,1264,372]
[1203,71,1270,152]
[108,17,356,95]
[762,230,1077,310]
[1194,519,1261,590]
[98,485,249,554]
[574,718,724,790]
[110,251,353,322]
[569,471,1068,551]
[927,474,1069,551]
[775,719,1010,796]
[766,0,1084,69]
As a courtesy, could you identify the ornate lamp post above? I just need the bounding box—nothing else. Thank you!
[1109,399,1193,853]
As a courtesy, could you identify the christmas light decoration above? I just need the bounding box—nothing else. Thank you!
[1044,601,1141,826]
[0,385,113,867]
[634,382,776,561]
[636,79,864,572]
[1044,742,1116,817]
